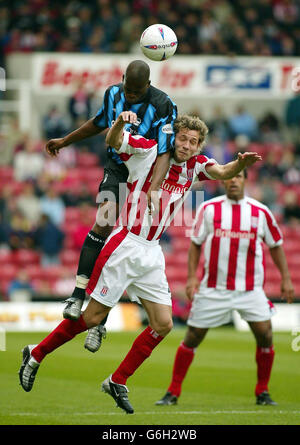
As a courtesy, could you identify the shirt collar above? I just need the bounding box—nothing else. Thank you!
[225,195,247,205]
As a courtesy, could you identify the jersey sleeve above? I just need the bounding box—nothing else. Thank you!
[190,202,209,245]
[118,131,157,156]
[93,88,110,130]
[261,207,283,248]
[155,98,177,155]
[194,155,217,181]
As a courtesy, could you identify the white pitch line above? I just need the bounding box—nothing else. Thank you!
[9,410,300,416]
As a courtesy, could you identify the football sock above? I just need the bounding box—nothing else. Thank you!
[31,315,87,363]
[111,326,164,385]
[168,342,195,397]
[71,231,106,301]
[255,345,275,396]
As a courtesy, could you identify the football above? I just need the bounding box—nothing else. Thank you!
[140,24,178,61]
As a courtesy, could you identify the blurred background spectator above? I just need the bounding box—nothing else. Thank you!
[35,214,65,266]
[8,270,34,302]
[68,80,92,128]
[40,189,65,227]
[282,189,300,226]
[14,140,44,182]
[42,105,70,140]
[228,105,258,141]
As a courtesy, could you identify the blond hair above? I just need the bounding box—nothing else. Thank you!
[174,114,209,151]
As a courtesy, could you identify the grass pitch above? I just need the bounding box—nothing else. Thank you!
[0,327,299,425]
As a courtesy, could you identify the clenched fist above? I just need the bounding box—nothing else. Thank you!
[45,138,65,157]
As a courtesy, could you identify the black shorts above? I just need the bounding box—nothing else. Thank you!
[98,158,128,204]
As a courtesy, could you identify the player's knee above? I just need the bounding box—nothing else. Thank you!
[260,328,273,347]
[184,326,207,348]
[83,309,109,329]
[154,318,173,337]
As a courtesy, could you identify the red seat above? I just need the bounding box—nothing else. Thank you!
[64,235,77,249]
[87,181,101,196]
[24,265,45,281]
[0,250,15,265]
[42,265,65,281]
[0,279,11,298]
[77,153,99,168]
[166,265,188,282]
[0,166,13,181]
[293,283,300,299]
[264,282,280,298]
[60,249,79,266]
[65,207,81,222]
[14,249,40,266]
[0,264,18,281]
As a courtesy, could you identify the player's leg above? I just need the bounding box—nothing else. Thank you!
[63,160,128,321]
[63,200,119,320]
[156,326,208,405]
[19,298,110,392]
[102,300,173,414]
[248,319,277,405]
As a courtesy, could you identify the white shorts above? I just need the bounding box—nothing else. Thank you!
[86,227,172,307]
[187,286,276,328]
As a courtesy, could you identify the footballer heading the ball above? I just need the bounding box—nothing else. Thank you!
[140,24,178,61]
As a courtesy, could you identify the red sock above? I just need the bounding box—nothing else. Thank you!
[112,326,164,385]
[168,342,195,397]
[255,345,275,396]
[31,315,87,363]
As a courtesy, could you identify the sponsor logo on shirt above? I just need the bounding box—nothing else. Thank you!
[161,123,173,134]
[160,179,190,195]
[215,228,256,240]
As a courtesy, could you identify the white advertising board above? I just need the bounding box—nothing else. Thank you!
[233,303,300,331]
[0,302,141,332]
[28,54,300,97]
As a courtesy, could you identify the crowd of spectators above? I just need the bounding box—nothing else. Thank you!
[0,0,299,60]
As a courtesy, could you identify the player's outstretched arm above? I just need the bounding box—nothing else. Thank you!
[269,245,294,304]
[206,152,262,180]
[45,118,102,158]
[105,111,138,149]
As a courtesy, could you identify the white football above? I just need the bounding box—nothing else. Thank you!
[140,24,178,61]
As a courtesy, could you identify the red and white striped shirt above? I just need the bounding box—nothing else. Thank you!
[117,131,216,241]
[191,195,283,291]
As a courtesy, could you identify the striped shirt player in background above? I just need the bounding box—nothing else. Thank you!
[45,60,177,334]
[19,111,262,414]
[156,169,294,408]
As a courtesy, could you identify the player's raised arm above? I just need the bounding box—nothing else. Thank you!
[206,152,262,180]
[147,97,177,214]
[45,118,103,158]
[105,111,138,149]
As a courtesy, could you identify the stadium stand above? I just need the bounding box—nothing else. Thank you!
[1,1,299,57]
